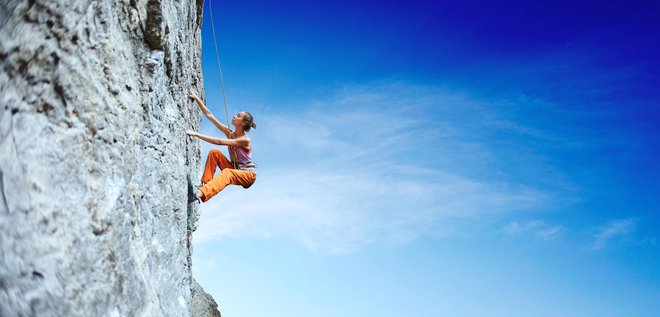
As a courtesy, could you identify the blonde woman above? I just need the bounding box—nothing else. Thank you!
[186,90,257,203]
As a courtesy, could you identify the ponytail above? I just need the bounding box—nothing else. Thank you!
[242,112,256,132]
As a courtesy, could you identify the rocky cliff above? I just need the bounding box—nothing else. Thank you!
[0,0,219,316]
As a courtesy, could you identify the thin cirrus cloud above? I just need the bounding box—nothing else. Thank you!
[503,220,565,240]
[589,218,639,251]
[194,82,564,253]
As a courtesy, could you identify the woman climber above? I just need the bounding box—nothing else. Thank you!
[186,89,257,203]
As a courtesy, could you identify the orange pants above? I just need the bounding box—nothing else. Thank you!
[199,149,256,202]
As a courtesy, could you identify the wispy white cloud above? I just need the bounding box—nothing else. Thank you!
[196,167,548,253]
[193,82,569,253]
[590,218,639,251]
[536,225,565,240]
[503,220,564,240]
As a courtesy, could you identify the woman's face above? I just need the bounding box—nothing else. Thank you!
[232,112,245,126]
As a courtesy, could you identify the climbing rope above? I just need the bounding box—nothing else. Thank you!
[207,0,231,128]
[207,0,238,168]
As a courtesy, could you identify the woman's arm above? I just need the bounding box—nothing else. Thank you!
[188,90,232,138]
[186,130,250,148]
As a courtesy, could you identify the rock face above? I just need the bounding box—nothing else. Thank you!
[190,280,222,317]
[0,0,219,316]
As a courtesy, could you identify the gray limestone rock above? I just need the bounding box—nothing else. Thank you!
[190,279,221,317]
[0,0,219,316]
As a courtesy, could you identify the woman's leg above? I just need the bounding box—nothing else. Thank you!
[201,149,233,184]
[199,169,256,202]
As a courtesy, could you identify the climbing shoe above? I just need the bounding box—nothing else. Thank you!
[187,174,200,204]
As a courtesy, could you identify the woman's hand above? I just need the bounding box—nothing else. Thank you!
[186,130,198,137]
[188,89,198,100]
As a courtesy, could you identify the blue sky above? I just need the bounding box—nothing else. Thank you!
[191,0,660,316]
